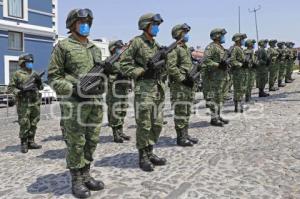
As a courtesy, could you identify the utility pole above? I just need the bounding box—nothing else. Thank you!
[238,6,241,33]
[249,5,261,42]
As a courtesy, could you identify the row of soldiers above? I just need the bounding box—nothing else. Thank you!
[8,9,297,198]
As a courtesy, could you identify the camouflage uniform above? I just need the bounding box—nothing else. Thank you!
[267,40,280,91]
[255,40,270,97]
[230,33,247,112]
[277,42,287,86]
[202,28,230,127]
[244,39,257,101]
[285,42,297,82]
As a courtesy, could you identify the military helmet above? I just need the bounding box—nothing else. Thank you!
[245,39,256,47]
[269,39,278,46]
[108,40,124,53]
[138,13,163,30]
[258,39,269,47]
[232,33,247,42]
[210,28,227,40]
[18,53,34,66]
[66,8,93,29]
[277,41,285,47]
[171,23,191,39]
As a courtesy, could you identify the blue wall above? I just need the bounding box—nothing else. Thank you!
[28,12,52,28]
[28,0,52,13]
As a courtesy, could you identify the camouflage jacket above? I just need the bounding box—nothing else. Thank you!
[255,48,268,66]
[276,48,286,64]
[267,47,279,65]
[48,35,102,97]
[244,49,257,69]
[230,45,245,69]
[202,42,226,70]
[167,43,193,82]
[286,48,297,62]
[8,68,43,103]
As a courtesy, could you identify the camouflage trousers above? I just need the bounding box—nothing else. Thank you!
[278,62,286,82]
[60,99,103,169]
[232,68,247,102]
[245,69,256,97]
[269,64,279,89]
[106,80,129,129]
[256,65,269,90]
[17,101,41,139]
[285,62,294,80]
[170,82,195,134]
[134,80,165,150]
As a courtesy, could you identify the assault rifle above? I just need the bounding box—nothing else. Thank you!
[219,49,232,71]
[21,71,45,91]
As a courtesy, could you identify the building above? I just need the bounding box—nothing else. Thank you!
[0,0,57,84]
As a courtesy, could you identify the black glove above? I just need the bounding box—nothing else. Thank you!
[219,60,229,70]
[100,61,113,75]
[243,61,249,68]
[182,78,194,88]
[159,46,168,59]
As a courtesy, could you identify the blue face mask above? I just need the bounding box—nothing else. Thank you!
[183,34,189,42]
[241,40,246,46]
[79,23,90,36]
[150,25,159,37]
[25,62,33,69]
[220,35,226,44]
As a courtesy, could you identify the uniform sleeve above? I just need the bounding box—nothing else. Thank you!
[47,43,73,96]
[230,47,243,68]
[119,39,145,79]
[7,72,21,96]
[257,49,267,65]
[203,46,219,69]
[166,49,185,82]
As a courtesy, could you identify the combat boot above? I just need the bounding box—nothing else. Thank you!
[20,138,28,153]
[269,87,277,91]
[70,169,91,198]
[240,102,244,113]
[234,101,239,113]
[278,80,286,87]
[147,145,167,166]
[184,127,198,144]
[81,164,104,191]
[245,94,251,102]
[176,129,193,147]
[210,118,223,127]
[28,137,42,149]
[217,108,229,124]
[112,128,123,143]
[139,148,154,172]
[118,127,131,141]
[259,89,270,97]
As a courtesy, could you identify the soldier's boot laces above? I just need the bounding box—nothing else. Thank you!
[112,128,123,143]
[28,137,42,149]
[147,145,167,166]
[184,127,198,144]
[118,127,131,141]
[81,164,104,191]
[20,138,28,153]
[70,169,91,199]
[139,148,154,172]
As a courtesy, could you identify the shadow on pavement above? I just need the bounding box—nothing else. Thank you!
[27,171,71,197]
[94,152,138,169]
[189,121,210,129]
[99,135,114,144]
[41,135,63,142]
[1,144,20,153]
[156,136,177,148]
[36,149,66,159]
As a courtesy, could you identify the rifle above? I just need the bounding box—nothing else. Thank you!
[219,49,232,71]
[79,48,127,94]
[21,71,45,91]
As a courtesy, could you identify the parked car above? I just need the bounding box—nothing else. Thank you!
[40,83,57,104]
[0,85,15,107]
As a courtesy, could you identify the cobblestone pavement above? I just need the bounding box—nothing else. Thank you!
[1,73,300,199]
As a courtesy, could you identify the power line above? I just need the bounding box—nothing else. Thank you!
[249,5,262,43]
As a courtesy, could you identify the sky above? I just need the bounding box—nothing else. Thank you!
[58,0,300,48]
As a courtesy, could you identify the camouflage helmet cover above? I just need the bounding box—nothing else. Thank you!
[138,13,163,30]
[108,40,124,53]
[18,53,34,66]
[66,8,93,29]
[258,39,269,47]
[277,41,285,47]
[245,39,256,47]
[210,28,227,40]
[268,39,278,45]
[171,23,191,39]
[232,33,247,42]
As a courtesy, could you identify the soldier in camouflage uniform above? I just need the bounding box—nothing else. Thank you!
[8,53,43,153]
[106,40,131,143]
[230,33,247,113]
[48,9,104,198]
[255,39,270,97]
[277,42,287,87]
[119,13,167,172]
[267,40,280,91]
[166,23,199,147]
[244,39,257,102]
[202,28,230,127]
[285,42,297,82]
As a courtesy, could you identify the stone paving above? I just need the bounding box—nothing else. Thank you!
[1,73,300,199]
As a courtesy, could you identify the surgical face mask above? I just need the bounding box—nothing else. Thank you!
[79,23,90,36]
[220,35,226,44]
[150,24,159,37]
[241,39,246,46]
[183,34,189,42]
[25,62,33,69]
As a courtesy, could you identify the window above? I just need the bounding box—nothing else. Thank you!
[8,31,23,51]
[8,0,23,18]
[9,61,19,80]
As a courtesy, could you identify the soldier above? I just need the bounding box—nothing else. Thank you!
[277,42,287,87]
[202,28,230,127]
[166,23,199,147]
[119,13,167,172]
[230,33,247,113]
[285,42,297,82]
[8,53,43,153]
[106,40,131,143]
[267,40,280,91]
[255,39,270,97]
[244,39,257,102]
[48,9,104,198]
